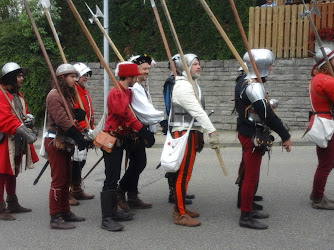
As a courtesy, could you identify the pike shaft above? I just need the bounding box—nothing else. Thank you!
[150,0,177,77]
[159,0,199,100]
[228,0,262,83]
[23,0,73,121]
[199,0,248,73]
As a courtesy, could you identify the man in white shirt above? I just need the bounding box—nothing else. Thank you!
[116,55,164,211]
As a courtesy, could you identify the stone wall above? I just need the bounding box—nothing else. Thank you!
[85,58,314,131]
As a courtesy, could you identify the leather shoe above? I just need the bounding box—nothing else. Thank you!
[128,198,152,209]
[101,217,124,231]
[62,211,85,222]
[250,210,269,219]
[50,214,76,229]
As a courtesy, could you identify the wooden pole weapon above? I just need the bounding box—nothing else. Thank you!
[23,0,73,120]
[199,0,248,73]
[149,0,177,77]
[228,0,263,83]
[299,0,334,77]
[85,3,125,62]
[38,0,90,129]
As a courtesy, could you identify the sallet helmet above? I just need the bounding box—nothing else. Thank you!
[243,49,275,79]
[56,64,78,77]
[73,62,92,77]
[314,47,334,68]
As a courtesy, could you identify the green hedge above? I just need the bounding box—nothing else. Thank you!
[0,0,262,124]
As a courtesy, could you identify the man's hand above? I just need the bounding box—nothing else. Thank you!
[137,125,155,148]
[209,131,220,149]
[282,138,291,152]
[74,109,86,122]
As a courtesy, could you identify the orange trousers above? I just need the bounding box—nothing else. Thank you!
[173,131,197,215]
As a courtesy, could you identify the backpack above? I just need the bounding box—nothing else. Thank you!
[163,76,175,115]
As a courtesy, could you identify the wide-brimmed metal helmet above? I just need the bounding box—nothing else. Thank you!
[73,62,92,77]
[243,49,275,79]
[314,47,334,68]
[56,64,78,77]
[1,62,25,79]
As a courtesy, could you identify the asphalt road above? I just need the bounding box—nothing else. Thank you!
[2,145,334,250]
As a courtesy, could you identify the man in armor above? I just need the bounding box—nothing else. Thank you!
[235,49,291,230]
[116,55,164,211]
[69,62,95,206]
[0,62,38,221]
[170,53,219,227]
[309,47,334,209]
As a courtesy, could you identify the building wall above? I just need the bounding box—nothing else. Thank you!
[86,58,313,131]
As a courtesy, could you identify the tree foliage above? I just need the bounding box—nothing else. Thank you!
[0,0,262,124]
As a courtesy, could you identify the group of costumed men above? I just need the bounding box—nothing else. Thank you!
[1,46,334,231]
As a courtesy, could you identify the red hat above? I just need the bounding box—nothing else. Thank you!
[118,63,141,77]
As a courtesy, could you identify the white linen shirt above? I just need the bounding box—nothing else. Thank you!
[172,75,216,134]
[130,82,164,133]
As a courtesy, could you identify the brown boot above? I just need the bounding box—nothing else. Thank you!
[185,208,200,218]
[50,213,76,229]
[173,211,201,227]
[127,192,152,209]
[69,192,80,206]
[0,201,15,221]
[6,195,31,213]
[71,181,94,200]
[117,188,130,211]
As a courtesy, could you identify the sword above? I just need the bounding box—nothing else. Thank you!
[299,0,334,77]
[82,156,103,180]
[33,160,49,185]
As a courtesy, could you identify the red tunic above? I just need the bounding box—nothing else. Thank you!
[309,73,334,127]
[104,83,142,136]
[0,89,38,175]
[74,83,94,130]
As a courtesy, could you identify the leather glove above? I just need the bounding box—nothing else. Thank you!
[66,125,89,151]
[137,125,155,148]
[15,124,37,144]
[209,132,219,149]
[74,109,86,122]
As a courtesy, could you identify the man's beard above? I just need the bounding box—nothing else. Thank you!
[192,73,201,79]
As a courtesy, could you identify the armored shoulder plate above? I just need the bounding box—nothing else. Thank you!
[245,82,266,103]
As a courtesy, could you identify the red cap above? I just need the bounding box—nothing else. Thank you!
[118,63,141,77]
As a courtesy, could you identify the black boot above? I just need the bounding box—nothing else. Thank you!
[110,190,134,222]
[100,190,124,231]
[239,211,268,230]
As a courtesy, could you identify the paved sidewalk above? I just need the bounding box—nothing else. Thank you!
[34,129,311,149]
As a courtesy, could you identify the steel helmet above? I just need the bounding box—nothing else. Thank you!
[1,62,25,79]
[243,49,275,79]
[314,47,334,68]
[73,62,92,77]
[56,64,78,77]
